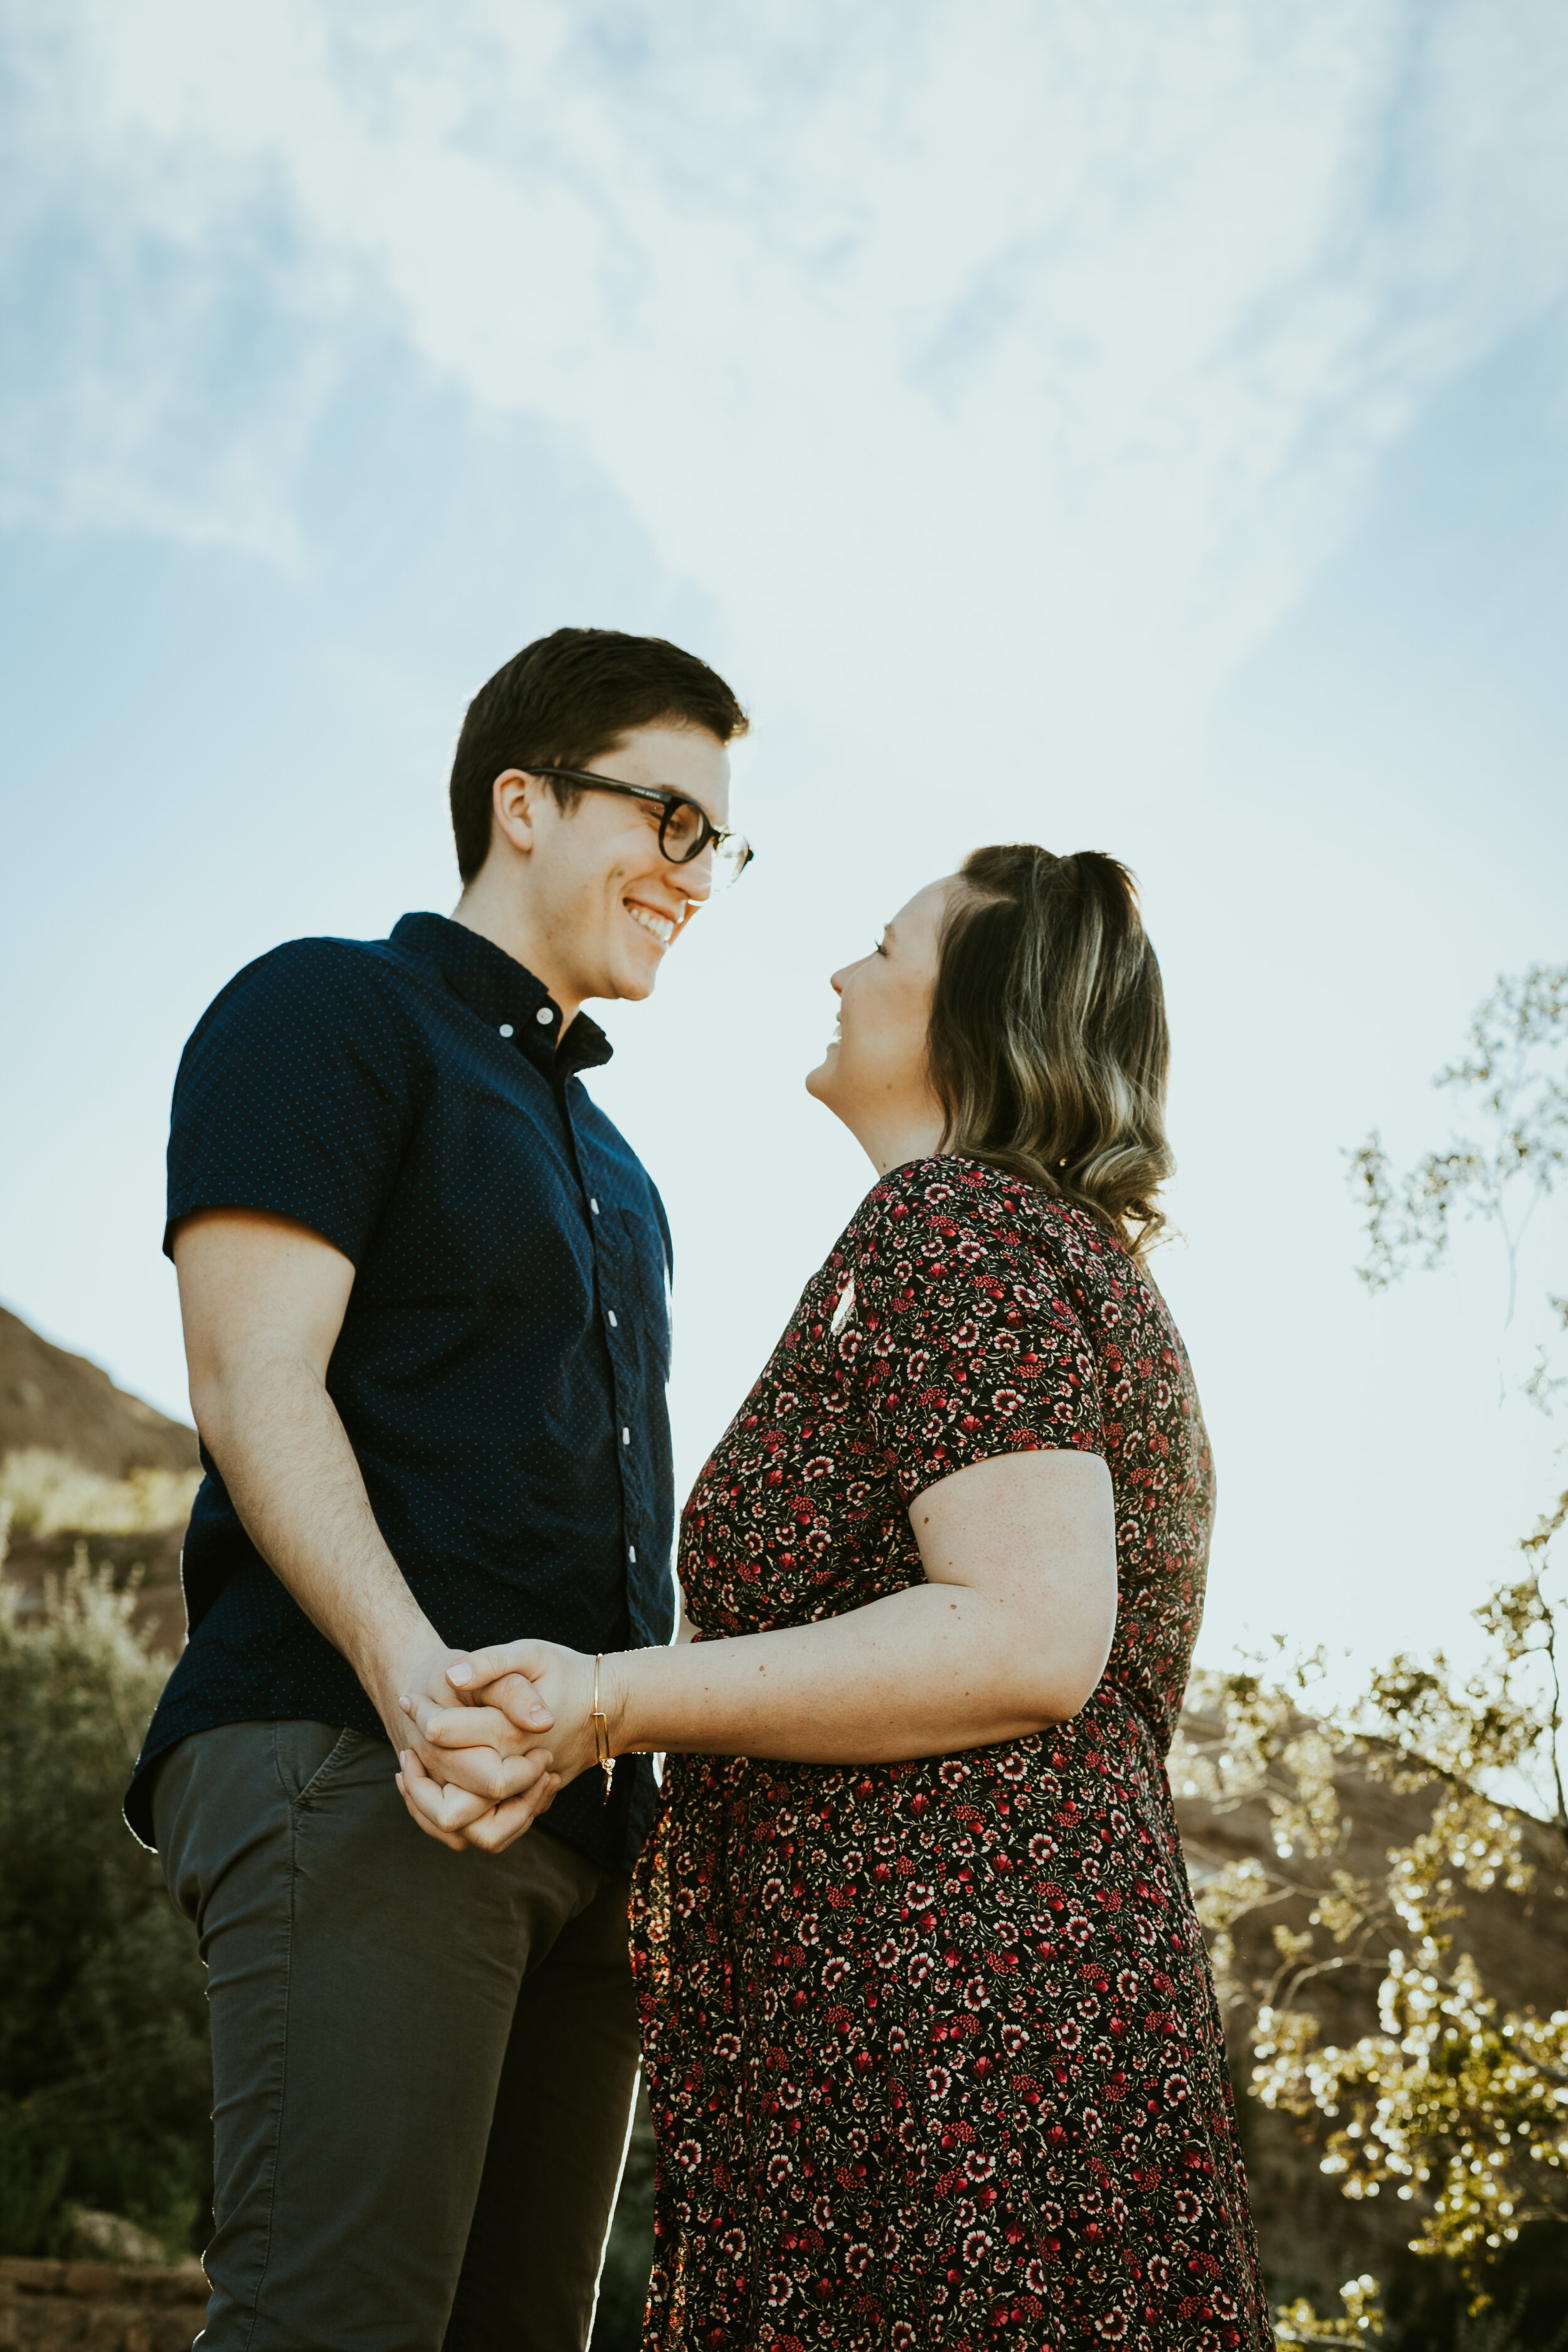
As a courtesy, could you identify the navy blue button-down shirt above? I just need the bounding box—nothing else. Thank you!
[126,912,675,1871]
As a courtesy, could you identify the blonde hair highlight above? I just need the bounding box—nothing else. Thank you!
[928,845,1172,1259]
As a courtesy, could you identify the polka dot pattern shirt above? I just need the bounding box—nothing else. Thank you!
[127,912,675,1872]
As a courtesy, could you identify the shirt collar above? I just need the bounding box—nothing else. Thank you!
[389,913,613,1079]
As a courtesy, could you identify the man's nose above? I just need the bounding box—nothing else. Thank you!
[671,842,714,899]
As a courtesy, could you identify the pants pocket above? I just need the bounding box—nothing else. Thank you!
[273,1721,360,1808]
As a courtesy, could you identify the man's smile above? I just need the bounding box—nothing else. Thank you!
[625,896,679,948]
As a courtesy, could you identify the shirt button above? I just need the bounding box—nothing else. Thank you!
[498,1024,514,1038]
[536,1006,554,1025]
[622,1427,630,1446]
[607,1309,618,1328]
[590,1199,600,1215]
[628,1544,637,1564]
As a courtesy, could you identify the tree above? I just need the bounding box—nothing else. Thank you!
[1175,966,1568,2330]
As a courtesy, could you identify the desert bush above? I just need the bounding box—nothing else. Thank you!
[0,1446,200,1537]
[1180,967,1568,2341]
[0,1517,210,2257]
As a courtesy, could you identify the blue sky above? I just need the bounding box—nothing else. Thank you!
[3,0,1566,1686]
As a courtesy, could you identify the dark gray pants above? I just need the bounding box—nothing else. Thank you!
[152,1721,640,2352]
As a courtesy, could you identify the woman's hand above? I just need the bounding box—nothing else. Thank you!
[397,1640,603,1853]
[449,1640,603,1788]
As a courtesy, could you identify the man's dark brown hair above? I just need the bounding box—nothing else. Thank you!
[448,627,750,883]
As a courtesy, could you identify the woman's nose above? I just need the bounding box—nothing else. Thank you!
[828,970,847,996]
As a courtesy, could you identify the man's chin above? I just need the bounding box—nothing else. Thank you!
[605,962,659,1005]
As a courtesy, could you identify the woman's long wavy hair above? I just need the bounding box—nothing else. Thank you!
[926,845,1173,1259]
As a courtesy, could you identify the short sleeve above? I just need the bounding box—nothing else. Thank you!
[849,1166,1104,1503]
[164,940,417,1265]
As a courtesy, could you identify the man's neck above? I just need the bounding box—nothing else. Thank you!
[450,874,581,1029]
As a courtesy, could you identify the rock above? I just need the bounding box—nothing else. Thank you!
[66,2218,164,2270]
[0,2259,208,2352]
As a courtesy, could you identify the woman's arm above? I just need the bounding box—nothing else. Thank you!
[613,1447,1114,1759]
[398,1448,1116,1850]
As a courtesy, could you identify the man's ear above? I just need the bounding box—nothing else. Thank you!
[490,769,544,860]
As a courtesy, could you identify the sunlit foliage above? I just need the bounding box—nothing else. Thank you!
[1180,967,1568,2320]
[0,1446,200,1537]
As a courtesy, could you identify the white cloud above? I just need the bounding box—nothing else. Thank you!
[11,0,1568,740]
[6,0,1568,1682]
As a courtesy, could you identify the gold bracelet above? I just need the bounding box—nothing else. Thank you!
[592,1653,615,1808]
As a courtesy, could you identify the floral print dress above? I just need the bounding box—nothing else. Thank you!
[630,1158,1271,2351]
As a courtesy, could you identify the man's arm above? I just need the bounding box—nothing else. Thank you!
[172,1207,558,1850]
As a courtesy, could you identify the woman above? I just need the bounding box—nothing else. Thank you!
[403,845,1272,2351]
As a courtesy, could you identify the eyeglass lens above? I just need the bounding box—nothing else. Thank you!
[661,799,750,885]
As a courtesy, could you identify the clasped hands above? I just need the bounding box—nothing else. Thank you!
[394,1641,611,1855]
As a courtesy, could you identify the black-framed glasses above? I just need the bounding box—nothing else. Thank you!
[531,766,753,889]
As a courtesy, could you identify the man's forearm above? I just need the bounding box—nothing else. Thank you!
[172,1205,556,1851]
[192,1342,435,1729]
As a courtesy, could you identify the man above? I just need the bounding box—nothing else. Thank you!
[127,627,750,2352]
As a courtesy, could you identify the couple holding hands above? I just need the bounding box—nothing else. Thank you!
[129,628,1271,2352]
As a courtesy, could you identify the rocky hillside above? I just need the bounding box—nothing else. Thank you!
[1,1305,198,1480]
[0,1302,199,1655]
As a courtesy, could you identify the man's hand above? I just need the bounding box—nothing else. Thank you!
[395,1739,563,1850]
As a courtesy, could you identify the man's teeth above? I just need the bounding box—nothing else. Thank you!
[627,903,675,946]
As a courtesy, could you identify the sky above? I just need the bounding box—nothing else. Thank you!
[3,0,1567,1693]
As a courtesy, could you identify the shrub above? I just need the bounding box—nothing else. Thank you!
[0,1520,210,2257]
[0,1446,200,1537]
[1182,965,1568,2341]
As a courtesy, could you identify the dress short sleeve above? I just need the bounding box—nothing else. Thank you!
[164,940,416,1266]
[849,1162,1105,1503]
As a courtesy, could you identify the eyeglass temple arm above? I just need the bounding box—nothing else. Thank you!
[539,768,746,864]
